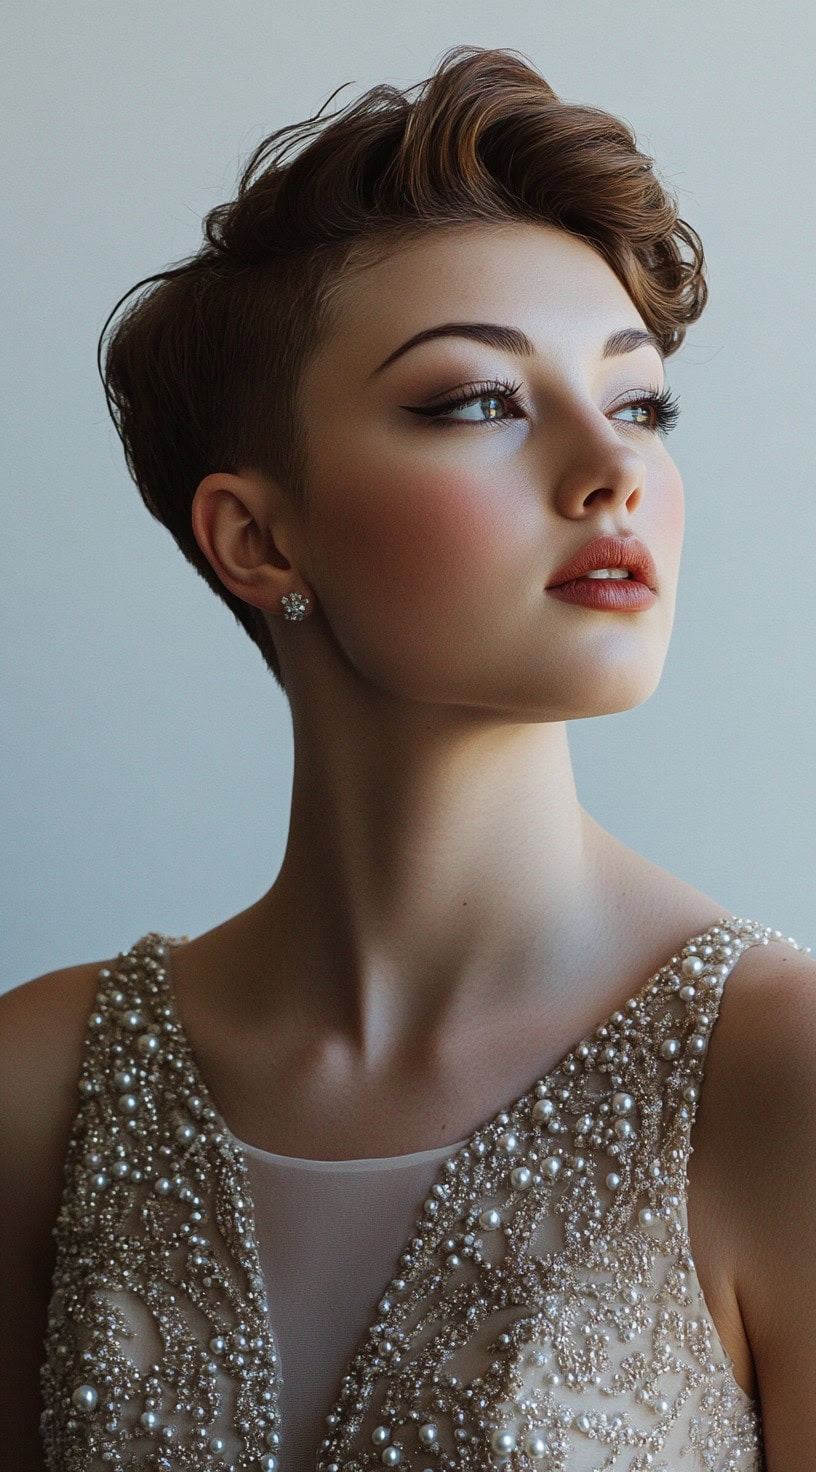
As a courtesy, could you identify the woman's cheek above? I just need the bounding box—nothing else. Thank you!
[328,468,512,605]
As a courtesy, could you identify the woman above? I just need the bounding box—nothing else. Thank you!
[1,43,813,1472]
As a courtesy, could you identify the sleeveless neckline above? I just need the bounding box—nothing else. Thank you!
[159,918,735,1171]
[43,914,804,1472]
[163,942,471,1168]
[151,916,763,1446]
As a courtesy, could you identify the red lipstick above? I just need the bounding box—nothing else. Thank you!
[546,534,658,612]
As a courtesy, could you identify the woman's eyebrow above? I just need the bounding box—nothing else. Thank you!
[369,322,664,377]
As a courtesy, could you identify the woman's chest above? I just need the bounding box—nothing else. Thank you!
[43,923,772,1470]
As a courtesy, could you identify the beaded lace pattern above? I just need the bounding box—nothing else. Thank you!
[40,917,808,1472]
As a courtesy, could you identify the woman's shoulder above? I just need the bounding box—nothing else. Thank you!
[0,952,117,1472]
[0,952,121,1247]
[697,930,816,1464]
[0,954,114,1164]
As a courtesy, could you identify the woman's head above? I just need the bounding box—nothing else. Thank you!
[100,44,706,714]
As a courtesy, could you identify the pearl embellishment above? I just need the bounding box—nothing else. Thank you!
[491,1428,517,1455]
[71,1384,98,1411]
[42,919,796,1471]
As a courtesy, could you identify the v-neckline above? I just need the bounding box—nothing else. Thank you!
[159,916,732,1165]
[153,915,738,1464]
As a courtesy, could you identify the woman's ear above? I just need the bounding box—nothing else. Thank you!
[191,471,314,619]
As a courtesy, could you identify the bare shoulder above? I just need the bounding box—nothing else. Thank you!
[698,932,816,1464]
[0,954,114,1471]
[0,956,112,1176]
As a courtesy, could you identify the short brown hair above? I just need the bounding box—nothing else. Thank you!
[99,44,707,692]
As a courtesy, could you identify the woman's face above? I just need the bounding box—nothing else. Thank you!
[291,221,685,719]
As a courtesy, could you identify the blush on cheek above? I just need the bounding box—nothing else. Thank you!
[333,471,504,600]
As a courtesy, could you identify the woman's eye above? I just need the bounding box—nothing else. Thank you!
[611,387,681,436]
[445,392,515,423]
[402,380,681,437]
[403,379,526,428]
[614,403,652,426]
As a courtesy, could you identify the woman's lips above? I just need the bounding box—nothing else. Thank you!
[546,577,657,611]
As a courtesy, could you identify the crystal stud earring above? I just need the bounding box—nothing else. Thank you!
[280,592,310,621]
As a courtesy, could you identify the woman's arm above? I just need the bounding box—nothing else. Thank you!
[707,942,816,1470]
[0,961,106,1471]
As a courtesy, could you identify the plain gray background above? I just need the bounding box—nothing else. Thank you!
[3,1,814,988]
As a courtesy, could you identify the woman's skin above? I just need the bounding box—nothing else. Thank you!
[2,221,814,1470]
[186,219,708,1153]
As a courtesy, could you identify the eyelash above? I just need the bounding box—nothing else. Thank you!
[406,376,682,437]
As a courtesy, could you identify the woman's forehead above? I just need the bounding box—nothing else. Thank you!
[309,225,646,386]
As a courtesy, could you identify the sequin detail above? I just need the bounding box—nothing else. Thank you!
[40,918,808,1470]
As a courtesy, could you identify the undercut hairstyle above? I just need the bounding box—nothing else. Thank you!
[99,44,707,693]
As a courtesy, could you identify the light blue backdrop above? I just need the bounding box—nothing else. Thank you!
[3,0,814,985]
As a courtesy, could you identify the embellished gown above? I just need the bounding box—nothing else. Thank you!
[40,916,808,1471]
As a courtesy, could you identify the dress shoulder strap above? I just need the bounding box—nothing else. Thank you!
[40,932,281,1472]
[635,916,810,1185]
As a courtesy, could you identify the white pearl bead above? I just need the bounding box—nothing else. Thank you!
[381,1446,402,1466]
[532,1098,554,1121]
[682,955,705,976]
[498,1131,519,1152]
[137,1032,160,1056]
[117,1093,140,1114]
[542,1155,562,1177]
[71,1384,98,1411]
[140,1410,160,1430]
[639,1208,655,1227]
[574,1412,591,1433]
[418,1423,438,1447]
[525,1431,548,1457]
[209,1436,225,1453]
[660,1038,681,1059]
[490,1428,517,1454]
[260,1456,279,1471]
[606,1172,621,1190]
[510,1165,531,1189]
[371,1425,391,1445]
[479,1208,502,1231]
[611,1092,635,1115]
[614,1118,634,1139]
